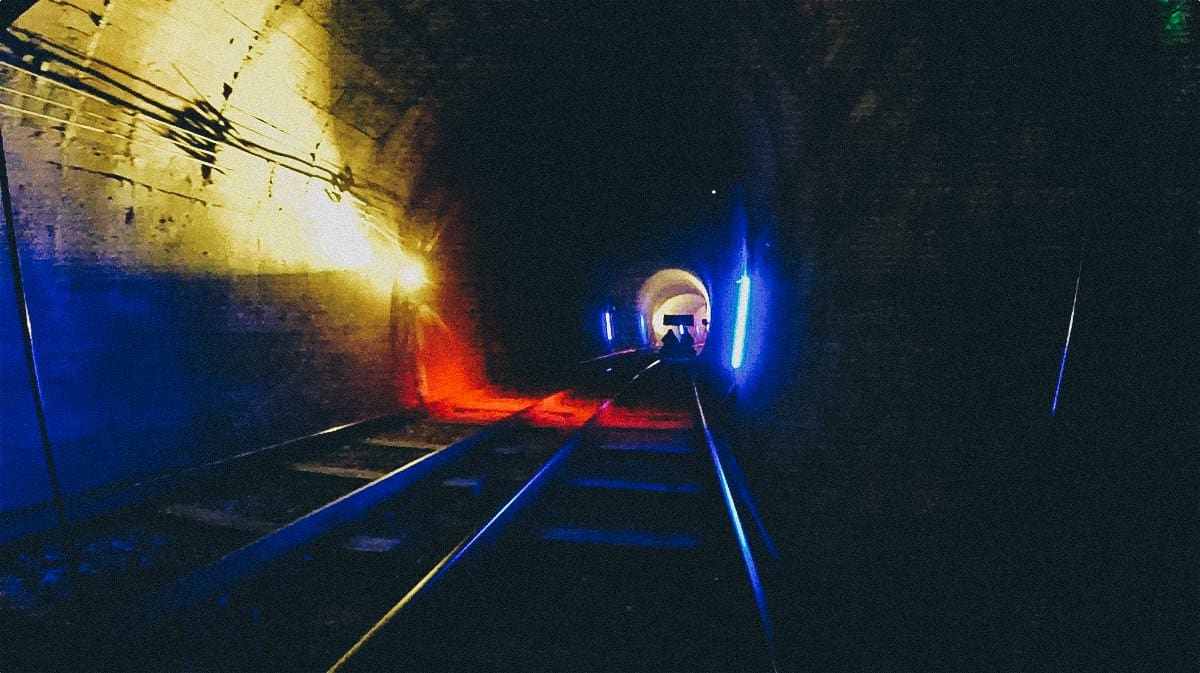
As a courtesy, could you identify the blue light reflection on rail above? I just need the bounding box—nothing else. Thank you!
[328,361,665,673]
[692,376,779,672]
[730,273,750,369]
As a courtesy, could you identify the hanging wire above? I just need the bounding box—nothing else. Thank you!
[0,44,347,180]
[0,99,226,173]
[0,48,401,208]
[0,75,346,188]
[0,67,424,257]
[0,37,415,212]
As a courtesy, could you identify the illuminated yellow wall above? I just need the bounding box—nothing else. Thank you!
[3,0,431,285]
[0,0,486,515]
[0,0,487,379]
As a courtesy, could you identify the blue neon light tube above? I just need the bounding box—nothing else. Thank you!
[731,273,750,369]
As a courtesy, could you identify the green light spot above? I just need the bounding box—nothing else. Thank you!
[1161,0,1190,44]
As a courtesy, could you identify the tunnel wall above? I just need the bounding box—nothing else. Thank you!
[0,0,485,519]
[725,0,1101,542]
[722,3,1198,668]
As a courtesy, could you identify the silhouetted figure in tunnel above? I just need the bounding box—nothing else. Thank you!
[679,328,695,357]
[660,328,679,358]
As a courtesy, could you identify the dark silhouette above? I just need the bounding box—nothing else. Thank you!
[660,328,679,358]
[679,328,695,357]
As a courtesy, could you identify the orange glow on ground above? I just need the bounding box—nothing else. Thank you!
[425,388,608,429]
[598,405,694,430]
[524,392,607,429]
[425,387,545,424]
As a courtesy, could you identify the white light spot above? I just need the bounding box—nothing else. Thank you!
[395,257,427,292]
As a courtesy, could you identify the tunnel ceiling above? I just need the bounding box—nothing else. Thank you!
[310,1,745,247]
[434,3,743,259]
[393,2,746,375]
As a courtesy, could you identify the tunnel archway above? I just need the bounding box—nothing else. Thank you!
[636,268,710,350]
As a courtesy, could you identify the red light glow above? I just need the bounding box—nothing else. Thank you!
[598,405,694,430]
[426,387,545,424]
[524,392,607,429]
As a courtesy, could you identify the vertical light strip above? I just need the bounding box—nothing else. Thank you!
[603,310,613,342]
[1051,263,1083,416]
[731,273,750,369]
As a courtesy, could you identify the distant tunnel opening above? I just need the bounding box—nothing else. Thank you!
[637,268,710,351]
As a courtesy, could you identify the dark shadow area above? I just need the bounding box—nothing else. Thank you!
[436,2,742,384]
[732,2,1198,670]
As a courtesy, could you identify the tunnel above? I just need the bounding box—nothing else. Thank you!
[0,1,1196,671]
[636,267,710,349]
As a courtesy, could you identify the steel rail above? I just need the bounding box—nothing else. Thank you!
[0,410,416,545]
[692,373,781,673]
[709,381,778,558]
[132,392,559,627]
[327,359,662,673]
[724,447,780,561]
[576,346,644,365]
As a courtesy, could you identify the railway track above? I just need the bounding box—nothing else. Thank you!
[329,360,780,673]
[0,352,652,671]
[2,350,778,672]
